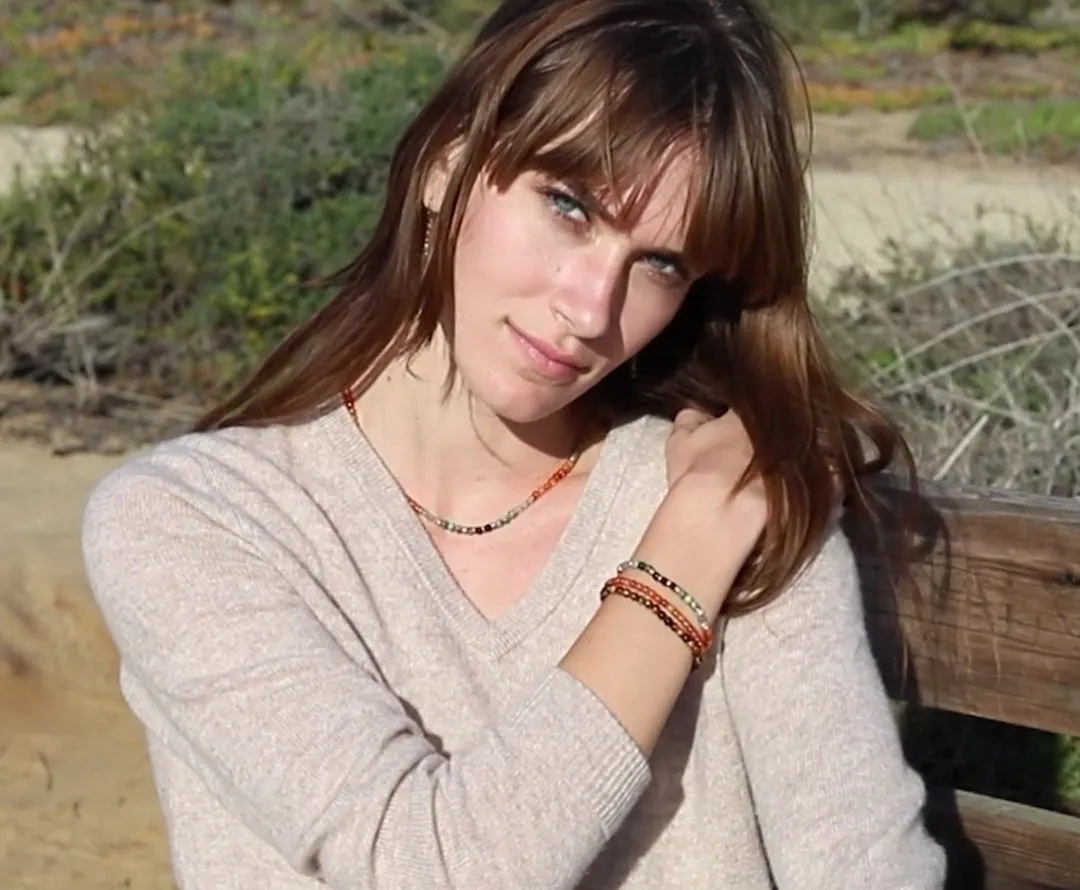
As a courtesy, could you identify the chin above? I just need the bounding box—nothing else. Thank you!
[465,371,580,426]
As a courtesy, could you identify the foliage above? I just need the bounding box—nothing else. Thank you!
[817,224,1080,497]
[910,97,1080,159]
[0,45,447,393]
[761,0,1079,39]
[4,1,1080,125]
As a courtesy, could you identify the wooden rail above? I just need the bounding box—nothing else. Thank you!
[848,480,1080,889]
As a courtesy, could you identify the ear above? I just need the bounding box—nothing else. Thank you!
[422,140,465,213]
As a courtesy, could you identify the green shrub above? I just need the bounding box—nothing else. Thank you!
[759,0,866,41]
[760,0,1074,41]
[891,0,1053,25]
[0,45,447,395]
[910,97,1080,160]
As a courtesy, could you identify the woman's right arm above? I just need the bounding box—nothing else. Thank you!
[83,419,755,890]
[560,480,757,754]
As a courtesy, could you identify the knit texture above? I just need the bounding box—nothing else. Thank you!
[81,408,947,889]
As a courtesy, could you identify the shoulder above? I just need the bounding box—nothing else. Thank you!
[80,422,352,644]
[86,424,282,517]
[595,413,673,517]
[630,412,674,452]
[613,412,672,480]
[81,421,323,568]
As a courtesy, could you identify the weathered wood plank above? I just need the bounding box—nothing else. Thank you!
[926,788,1080,889]
[847,479,1080,737]
[982,877,1059,890]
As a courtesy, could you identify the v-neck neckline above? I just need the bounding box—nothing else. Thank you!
[321,406,646,659]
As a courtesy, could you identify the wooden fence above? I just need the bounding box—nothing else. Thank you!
[849,480,1080,889]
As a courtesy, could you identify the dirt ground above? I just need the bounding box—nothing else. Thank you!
[2,112,1079,888]
[0,440,172,888]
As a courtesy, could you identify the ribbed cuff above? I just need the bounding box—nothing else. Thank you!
[509,667,652,839]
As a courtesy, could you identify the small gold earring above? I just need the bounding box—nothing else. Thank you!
[422,215,433,261]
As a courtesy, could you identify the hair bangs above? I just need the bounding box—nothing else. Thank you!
[482,28,789,293]
[485,42,707,235]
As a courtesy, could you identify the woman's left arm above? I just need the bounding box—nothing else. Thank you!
[722,522,947,889]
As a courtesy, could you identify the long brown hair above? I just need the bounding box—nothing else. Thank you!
[194,0,916,617]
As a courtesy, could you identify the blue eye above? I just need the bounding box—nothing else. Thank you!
[643,254,687,284]
[645,255,678,276]
[544,188,587,222]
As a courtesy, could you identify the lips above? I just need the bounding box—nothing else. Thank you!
[508,324,589,382]
[518,330,587,370]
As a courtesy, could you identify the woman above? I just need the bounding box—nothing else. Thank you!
[81,0,947,887]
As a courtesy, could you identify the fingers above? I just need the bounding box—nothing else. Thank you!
[672,407,712,433]
[668,409,713,455]
[673,407,745,442]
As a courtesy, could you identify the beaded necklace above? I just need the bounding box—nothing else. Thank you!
[341,388,581,536]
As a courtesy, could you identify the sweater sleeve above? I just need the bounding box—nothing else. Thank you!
[722,523,947,890]
[81,455,650,890]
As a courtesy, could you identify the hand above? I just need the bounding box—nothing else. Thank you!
[664,407,767,540]
[631,408,767,620]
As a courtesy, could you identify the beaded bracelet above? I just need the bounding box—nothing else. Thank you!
[617,558,710,634]
[596,583,704,665]
[607,575,712,652]
[601,579,705,670]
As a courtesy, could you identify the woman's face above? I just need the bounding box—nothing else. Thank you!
[434,153,697,426]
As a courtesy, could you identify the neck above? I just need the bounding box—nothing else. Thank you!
[352,338,592,521]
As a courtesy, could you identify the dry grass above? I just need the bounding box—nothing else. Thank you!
[821,220,1080,496]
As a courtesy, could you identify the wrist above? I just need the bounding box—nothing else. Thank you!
[634,491,754,622]
[669,473,765,533]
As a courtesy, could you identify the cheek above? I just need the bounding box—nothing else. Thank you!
[454,197,556,307]
[619,287,685,354]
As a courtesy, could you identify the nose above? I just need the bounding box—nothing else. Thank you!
[550,245,626,341]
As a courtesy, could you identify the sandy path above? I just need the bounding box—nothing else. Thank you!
[809,157,1080,290]
[1,121,1078,888]
[0,444,173,888]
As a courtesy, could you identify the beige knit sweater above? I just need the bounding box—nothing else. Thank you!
[81,408,946,889]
